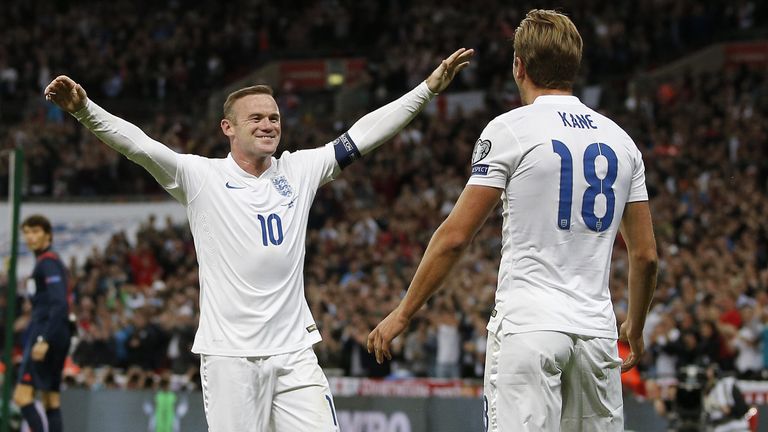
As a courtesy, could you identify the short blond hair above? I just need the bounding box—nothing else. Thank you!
[513,9,582,90]
[223,85,274,121]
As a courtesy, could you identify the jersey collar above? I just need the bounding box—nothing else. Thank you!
[226,153,276,179]
[531,95,582,105]
[34,246,52,258]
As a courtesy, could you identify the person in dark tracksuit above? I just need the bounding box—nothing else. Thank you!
[13,215,71,432]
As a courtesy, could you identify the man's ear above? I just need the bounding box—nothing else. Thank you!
[221,118,235,137]
[514,57,526,81]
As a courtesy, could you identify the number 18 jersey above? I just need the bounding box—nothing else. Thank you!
[467,95,648,339]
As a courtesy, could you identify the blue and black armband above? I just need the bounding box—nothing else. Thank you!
[332,132,362,170]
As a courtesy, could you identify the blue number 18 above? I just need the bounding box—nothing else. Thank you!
[552,140,618,232]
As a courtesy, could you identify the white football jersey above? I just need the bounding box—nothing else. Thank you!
[75,82,436,358]
[170,147,338,356]
[467,95,648,339]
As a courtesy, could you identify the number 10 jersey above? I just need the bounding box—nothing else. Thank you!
[173,147,338,356]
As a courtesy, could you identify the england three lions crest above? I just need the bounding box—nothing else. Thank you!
[271,175,294,198]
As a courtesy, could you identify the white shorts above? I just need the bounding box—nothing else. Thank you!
[483,330,623,432]
[200,347,339,432]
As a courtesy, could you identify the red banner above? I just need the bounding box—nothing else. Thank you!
[280,61,327,89]
[724,42,768,68]
[278,58,368,90]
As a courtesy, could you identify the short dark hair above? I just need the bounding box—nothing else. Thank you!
[21,214,53,241]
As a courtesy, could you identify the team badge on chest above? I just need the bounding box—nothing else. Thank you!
[271,175,294,198]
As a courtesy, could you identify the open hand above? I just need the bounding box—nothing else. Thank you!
[425,48,475,94]
[44,75,88,113]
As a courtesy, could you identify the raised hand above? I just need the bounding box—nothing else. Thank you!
[44,75,88,113]
[425,48,475,94]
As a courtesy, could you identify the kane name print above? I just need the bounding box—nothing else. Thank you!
[558,111,597,130]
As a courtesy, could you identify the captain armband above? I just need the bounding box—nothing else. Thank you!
[332,132,362,170]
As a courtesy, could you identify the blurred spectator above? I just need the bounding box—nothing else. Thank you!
[434,301,461,379]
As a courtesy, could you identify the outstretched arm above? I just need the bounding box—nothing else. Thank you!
[367,185,501,363]
[333,49,473,169]
[44,76,185,202]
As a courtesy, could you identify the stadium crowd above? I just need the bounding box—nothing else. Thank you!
[1,0,763,195]
[0,0,766,392]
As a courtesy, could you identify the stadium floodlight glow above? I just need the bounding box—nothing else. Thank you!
[328,73,344,87]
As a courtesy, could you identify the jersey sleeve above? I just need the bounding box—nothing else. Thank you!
[281,144,338,189]
[72,99,187,203]
[627,146,649,202]
[345,81,435,157]
[466,119,520,189]
[38,259,68,341]
[173,154,213,205]
[318,82,436,176]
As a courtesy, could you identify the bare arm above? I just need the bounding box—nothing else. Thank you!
[367,185,501,363]
[619,200,658,372]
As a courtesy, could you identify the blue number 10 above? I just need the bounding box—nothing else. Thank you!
[257,214,284,246]
[552,140,618,232]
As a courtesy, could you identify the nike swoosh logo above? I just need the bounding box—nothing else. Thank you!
[225,182,246,189]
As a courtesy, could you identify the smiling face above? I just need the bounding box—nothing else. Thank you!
[221,93,282,162]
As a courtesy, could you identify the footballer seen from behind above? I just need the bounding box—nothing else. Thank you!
[368,9,658,432]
